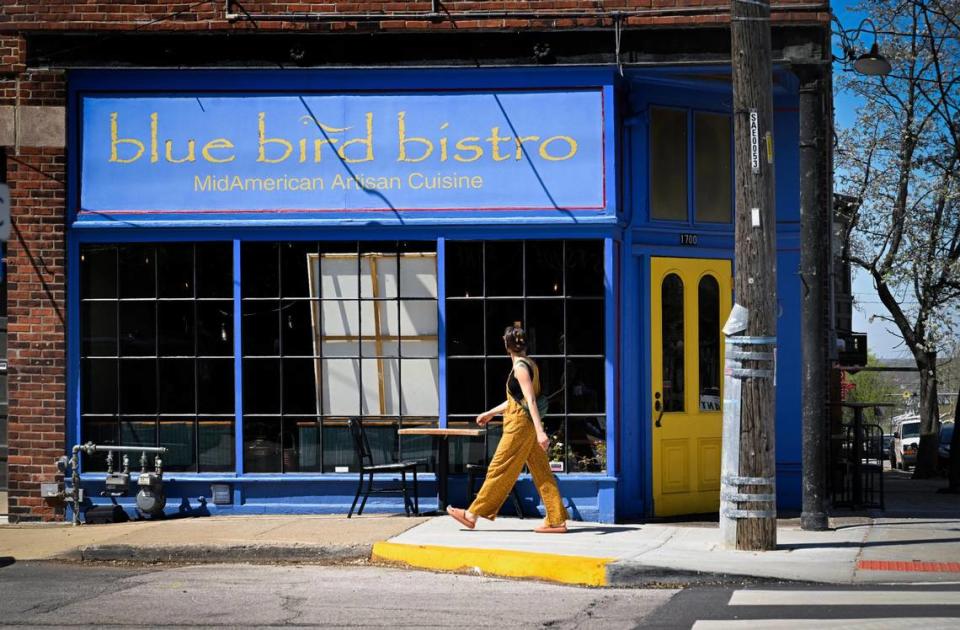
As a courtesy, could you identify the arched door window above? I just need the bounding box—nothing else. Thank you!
[661,273,685,412]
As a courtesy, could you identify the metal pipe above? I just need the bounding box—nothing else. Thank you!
[79,443,167,455]
[224,3,829,24]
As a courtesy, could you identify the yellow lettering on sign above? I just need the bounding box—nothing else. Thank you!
[453,137,483,163]
[339,112,375,164]
[397,112,434,163]
[257,112,293,164]
[538,135,578,161]
[486,127,512,162]
[201,138,235,163]
[109,112,145,164]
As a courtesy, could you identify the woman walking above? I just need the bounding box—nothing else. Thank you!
[446,322,569,533]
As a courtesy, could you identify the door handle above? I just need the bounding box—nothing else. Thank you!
[654,392,664,428]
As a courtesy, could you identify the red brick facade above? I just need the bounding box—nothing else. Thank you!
[0,1,828,521]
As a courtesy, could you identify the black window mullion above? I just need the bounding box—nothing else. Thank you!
[153,245,161,451]
[192,244,200,472]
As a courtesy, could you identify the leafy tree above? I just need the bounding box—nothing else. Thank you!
[836,0,960,478]
[844,355,901,429]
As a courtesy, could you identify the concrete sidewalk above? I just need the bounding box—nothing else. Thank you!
[0,515,427,563]
[373,514,960,586]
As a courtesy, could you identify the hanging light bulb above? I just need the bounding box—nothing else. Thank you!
[221,323,228,342]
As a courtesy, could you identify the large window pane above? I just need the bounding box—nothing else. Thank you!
[566,300,604,355]
[157,244,194,298]
[281,242,316,298]
[243,359,281,414]
[526,300,563,355]
[199,419,234,471]
[197,359,234,414]
[445,242,483,298]
[119,301,156,356]
[695,112,732,223]
[446,301,483,356]
[447,359,485,415]
[81,359,117,414]
[159,359,195,414]
[567,358,604,413]
[196,243,233,299]
[197,301,233,356]
[650,107,688,221]
[525,241,564,296]
[242,242,280,298]
[157,301,194,356]
[81,246,117,299]
[698,275,722,411]
[565,241,604,297]
[160,418,195,472]
[244,418,281,473]
[82,301,117,357]
[485,242,523,296]
[242,300,280,357]
[119,359,156,414]
[661,273,685,412]
[119,245,156,298]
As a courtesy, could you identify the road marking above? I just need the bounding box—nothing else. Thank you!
[729,590,960,606]
[693,620,960,630]
[859,560,960,572]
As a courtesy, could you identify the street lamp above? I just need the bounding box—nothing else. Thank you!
[832,15,892,77]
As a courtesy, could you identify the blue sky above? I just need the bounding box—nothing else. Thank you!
[832,2,909,359]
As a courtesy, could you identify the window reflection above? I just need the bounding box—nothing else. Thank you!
[698,275,721,411]
[661,273,685,412]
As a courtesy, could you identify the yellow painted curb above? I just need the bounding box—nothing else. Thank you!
[371,541,613,587]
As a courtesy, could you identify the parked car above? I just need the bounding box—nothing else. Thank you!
[882,433,894,461]
[939,422,954,474]
[891,417,921,470]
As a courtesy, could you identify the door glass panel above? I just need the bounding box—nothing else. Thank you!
[661,273,685,412]
[650,108,688,221]
[694,113,732,223]
[698,275,721,411]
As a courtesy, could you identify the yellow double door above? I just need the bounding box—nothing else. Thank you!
[650,257,732,517]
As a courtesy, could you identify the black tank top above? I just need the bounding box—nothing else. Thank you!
[507,358,534,402]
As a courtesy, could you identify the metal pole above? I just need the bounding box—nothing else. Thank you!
[798,67,829,530]
[730,0,778,550]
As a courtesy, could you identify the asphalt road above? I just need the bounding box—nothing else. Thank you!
[649,583,960,629]
[0,560,677,628]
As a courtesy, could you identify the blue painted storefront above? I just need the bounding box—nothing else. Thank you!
[67,67,802,523]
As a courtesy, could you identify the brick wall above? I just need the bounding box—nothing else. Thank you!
[2,71,67,522]
[0,1,828,32]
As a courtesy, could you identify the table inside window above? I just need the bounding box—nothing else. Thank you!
[397,427,485,513]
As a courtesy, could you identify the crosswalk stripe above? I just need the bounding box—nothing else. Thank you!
[693,619,960,629]
[729,590,960,606]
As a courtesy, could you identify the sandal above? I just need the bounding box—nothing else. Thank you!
[534,522,567,534]
[446,506,476,530]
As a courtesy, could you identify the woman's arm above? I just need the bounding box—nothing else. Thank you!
[476,400,508,426]
[515,364,549,451]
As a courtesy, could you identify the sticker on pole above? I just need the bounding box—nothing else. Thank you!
[749,111,760,174]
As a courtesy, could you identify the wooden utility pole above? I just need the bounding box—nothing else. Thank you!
[730,0,778,550]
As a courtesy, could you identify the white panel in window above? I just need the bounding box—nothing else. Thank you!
[400,359,439,416]
[399,254,438,298]
[364,255,399,299]
[320,359,360,415]
[399,300,438,337]
[361,358,399,415]
[319,300,360,337]
[319,255,359,299]
[401,340,437,359]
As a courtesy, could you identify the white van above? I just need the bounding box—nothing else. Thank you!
[891,416,921,470]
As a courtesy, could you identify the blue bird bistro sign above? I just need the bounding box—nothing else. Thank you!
[78,90,606,216]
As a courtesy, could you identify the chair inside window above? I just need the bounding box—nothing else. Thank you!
[347,417,426,518]
[465,464,525,519]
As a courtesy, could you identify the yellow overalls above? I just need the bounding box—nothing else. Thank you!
[468,358,569,527]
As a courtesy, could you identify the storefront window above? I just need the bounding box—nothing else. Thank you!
[80,243,235,472]
[446,240,606,474]
[241,241,438,473]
